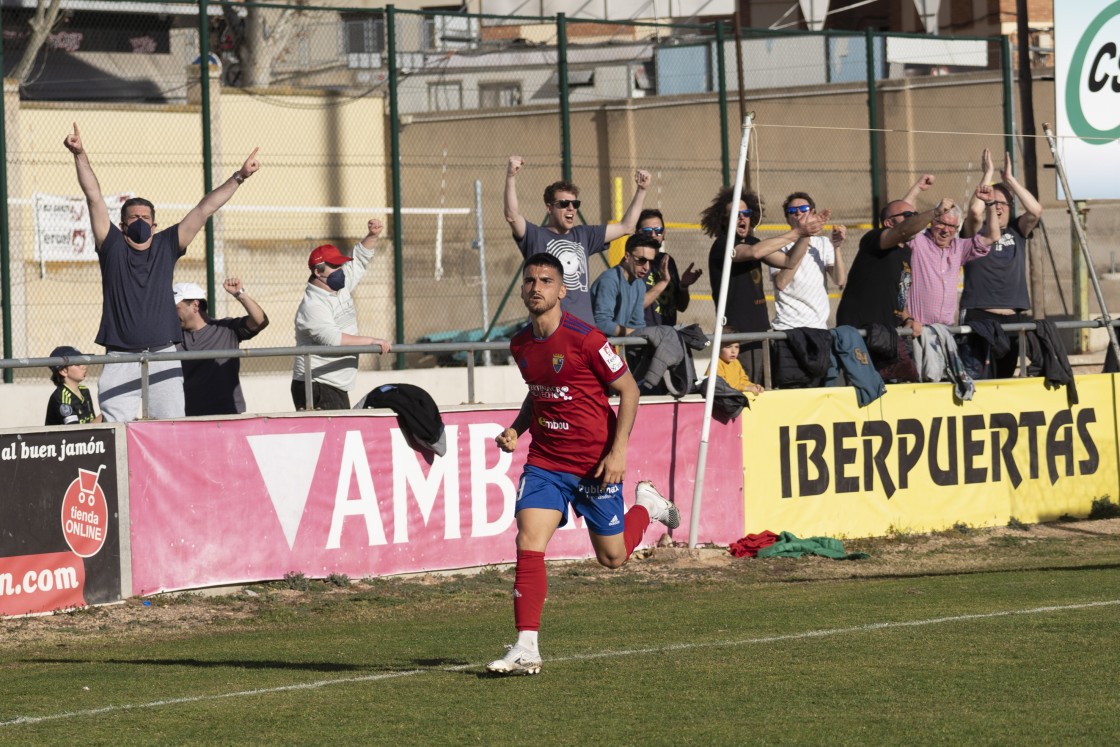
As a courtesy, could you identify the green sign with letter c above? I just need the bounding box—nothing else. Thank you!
[1066,0,1120,144]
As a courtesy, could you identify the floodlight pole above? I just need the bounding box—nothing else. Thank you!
[688,113,754,549]
[1042,123,1120,366]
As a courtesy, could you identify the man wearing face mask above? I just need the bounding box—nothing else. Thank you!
[292,219,394,410]
[64,122,260,422]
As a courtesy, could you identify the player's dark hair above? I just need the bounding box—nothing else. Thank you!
[524,252,565,278]
[637,208,663,226]
[50,369,64,386]
[700,186,761,238]
[625,233,661,254]
[120,197,156,224]
[543,181,580,205]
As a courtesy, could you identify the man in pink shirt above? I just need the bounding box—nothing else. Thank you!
[907,185,1000,325]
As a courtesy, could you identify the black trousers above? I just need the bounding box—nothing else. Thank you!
[291,380,351,411]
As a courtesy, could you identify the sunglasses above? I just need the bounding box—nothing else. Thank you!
[630,255,655,265]
[786,205,813,215]
[639,226,665,236]
[886,210,917,221]
[552,199,581,209]
[738,208,752,217]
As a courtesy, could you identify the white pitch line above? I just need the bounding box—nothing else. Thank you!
[3,598,1118,728]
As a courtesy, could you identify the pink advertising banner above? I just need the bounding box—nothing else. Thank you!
[126,401,745,594]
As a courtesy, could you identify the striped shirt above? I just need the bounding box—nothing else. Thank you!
[907,230,991,325]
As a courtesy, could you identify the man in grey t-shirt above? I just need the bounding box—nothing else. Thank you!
[504,155,652,324]
[174,279,269,416]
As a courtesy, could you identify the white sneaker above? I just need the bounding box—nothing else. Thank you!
[486,643,542,675]
[635,481,680,530]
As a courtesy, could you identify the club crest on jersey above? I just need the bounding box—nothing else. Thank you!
[552,353,565,372]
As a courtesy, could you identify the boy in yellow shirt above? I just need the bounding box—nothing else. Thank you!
[710,334,764,395]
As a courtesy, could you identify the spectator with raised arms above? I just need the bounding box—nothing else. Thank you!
[505,155,652,325]
[64,122,260,422]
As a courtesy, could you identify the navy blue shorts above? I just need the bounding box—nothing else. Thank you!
[516,464,625,536]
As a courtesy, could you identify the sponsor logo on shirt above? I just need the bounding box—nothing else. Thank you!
[537,417,570,431]
[528,384,573,401]
[552,353,565,372]
[599,342,624,372]
[577,482,621,497]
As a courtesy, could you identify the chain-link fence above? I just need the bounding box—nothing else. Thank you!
[1,1,1014,381]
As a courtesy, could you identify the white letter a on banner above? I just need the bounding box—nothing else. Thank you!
[326,431,388,549]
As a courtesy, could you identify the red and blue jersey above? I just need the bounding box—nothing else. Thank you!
[510,312,629,477]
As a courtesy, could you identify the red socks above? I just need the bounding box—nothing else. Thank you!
[514,508,652,631]
[513,549,547,632]
[623,505,651,557]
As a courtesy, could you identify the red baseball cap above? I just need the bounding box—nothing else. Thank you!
[307,244,352,270]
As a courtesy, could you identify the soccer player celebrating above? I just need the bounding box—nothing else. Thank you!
[488,252,680,676]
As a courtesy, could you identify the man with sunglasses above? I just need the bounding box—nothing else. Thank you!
[505,155,652,324]
[635,209,703,326]
[591,234,659,337]
[700,186,819,383]
[957,149,1043,378]
[769,193,846,331]
[837,174,945,381]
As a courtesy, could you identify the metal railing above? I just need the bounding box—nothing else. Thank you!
[4,318,1114,419]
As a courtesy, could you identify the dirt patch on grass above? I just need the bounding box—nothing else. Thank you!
[3,518,1119,650]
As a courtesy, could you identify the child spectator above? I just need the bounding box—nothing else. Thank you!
[709,333,764,395]
[44,346,102,426]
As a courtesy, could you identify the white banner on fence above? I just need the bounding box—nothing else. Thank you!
[1055,0,1120,200]
[32,192,133,262]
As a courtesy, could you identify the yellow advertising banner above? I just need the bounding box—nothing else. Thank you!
[741,374,1119,537]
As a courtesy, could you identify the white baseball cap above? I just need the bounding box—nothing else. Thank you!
[172,282,207,304]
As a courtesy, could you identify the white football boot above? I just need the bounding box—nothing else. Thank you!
[486,643,542,675]
[635,481,681,529]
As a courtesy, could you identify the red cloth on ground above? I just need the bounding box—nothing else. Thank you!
[513,549,547,631]
[729,530,780,558]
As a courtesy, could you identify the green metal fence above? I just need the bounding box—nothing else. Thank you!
[0,1,1013,382]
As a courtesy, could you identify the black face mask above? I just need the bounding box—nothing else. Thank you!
[126,220,152,244]
[325,268,346,291]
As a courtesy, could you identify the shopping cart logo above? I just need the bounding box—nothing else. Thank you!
[60,465,108,558]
